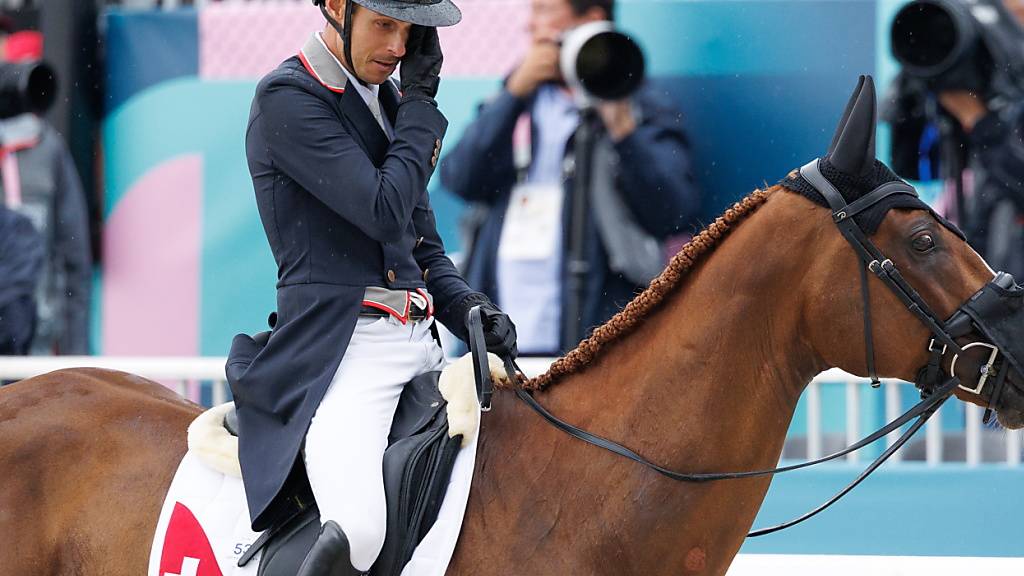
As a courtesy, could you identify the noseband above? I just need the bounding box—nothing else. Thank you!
[492,160,1023,537]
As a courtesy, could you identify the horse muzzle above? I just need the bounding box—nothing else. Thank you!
[941,272,1024,428]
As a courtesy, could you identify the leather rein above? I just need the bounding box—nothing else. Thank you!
[484,159,1006,537]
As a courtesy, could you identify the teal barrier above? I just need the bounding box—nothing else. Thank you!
[743,464,1024,556]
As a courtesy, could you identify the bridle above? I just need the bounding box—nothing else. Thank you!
[799,159,1011,420]
[469,158,1020,537]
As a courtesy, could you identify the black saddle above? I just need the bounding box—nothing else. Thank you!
[230,370,463,576]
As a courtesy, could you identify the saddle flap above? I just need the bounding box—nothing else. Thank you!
[240,369,461,576]
[388,371,445,444]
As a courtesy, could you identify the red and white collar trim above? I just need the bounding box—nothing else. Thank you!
[298,32,348,94]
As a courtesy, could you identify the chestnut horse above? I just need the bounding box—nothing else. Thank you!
[2,78,1022,576]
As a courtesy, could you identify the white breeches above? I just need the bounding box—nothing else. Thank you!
[304,315,476,575]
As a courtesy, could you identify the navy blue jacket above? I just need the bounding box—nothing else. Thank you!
[0,204,42,309]
[440,85,699,352]
[228,38,478,531]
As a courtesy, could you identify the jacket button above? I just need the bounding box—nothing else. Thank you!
[422,268,430,281]
[387,269,396,283]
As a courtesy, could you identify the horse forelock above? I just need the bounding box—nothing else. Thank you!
[522,186,779,391]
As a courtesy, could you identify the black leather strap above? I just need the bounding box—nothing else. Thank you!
[983,359,1011,424]
[800,159,846,211]
[506,358,960,537]
[466,306,493,411]
[859,261,879,387]
[239,500,310,567]
[748,392,948,537]
[837,180,919,222]
[508,360,959,482]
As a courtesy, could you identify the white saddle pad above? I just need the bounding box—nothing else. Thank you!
[148,451,262,576]
[149,401,480,576]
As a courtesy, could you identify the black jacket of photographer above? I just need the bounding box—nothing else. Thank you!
[962,103,1024,277]
[440,82,699,353]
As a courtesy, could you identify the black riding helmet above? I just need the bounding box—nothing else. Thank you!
[311,0,461,83]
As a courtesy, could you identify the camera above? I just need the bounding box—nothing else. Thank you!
[886,0,1024,180]
[0,61,56,120]
[560,22,645,104]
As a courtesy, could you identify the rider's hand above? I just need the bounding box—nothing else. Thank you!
[478,300,518,359]
[401,26,443,104]
[506,42,561,99]
[458,293,518,358]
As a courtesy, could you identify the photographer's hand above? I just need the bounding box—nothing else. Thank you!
[596,99,638,142]
[506,42,560,99]
[939,90,988,133]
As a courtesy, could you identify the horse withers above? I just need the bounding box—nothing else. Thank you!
[2,75,1023,576]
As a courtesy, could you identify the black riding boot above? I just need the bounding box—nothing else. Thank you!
[295,521,367,576]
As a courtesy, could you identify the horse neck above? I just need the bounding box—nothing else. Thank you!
[463,193,831,574]
[540,192,826,471]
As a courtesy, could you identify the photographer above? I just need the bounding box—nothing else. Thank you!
[440,0,700,355]
[0,28,91,355]
[887,0,1024,276]
[939,87,1024,276]
[0,203,42,356]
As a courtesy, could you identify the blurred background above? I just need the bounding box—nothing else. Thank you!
[1,0,1022,570]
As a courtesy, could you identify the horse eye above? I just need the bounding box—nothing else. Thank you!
[912,233,936,253]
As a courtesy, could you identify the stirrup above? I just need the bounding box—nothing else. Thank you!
[295,521,366,576]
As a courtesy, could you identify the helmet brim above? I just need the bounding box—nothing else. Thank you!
[352,0,461,27]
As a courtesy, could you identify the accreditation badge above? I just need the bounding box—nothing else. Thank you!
[498,183,564,261]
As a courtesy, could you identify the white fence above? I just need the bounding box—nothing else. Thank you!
[798,368,1021,467]
[0,355,231,406]
[0,358,1020,466]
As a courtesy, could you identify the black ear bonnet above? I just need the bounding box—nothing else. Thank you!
[779,75,964,239]
[780,157,964,239]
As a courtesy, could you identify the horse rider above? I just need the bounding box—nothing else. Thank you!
[227,0,518,574]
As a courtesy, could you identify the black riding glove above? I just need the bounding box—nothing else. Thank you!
[480,301,518,360]
[458,293,518,359]
[400,26,442,105]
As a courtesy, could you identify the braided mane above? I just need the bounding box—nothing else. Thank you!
[521,186,779,390]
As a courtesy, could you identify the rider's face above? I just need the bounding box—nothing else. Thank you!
[326,0,411,85]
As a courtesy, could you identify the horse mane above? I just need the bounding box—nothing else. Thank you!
[521,185,779,391]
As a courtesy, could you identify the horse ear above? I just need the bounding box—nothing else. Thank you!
[827,75,864,152]
[827,75,877,176]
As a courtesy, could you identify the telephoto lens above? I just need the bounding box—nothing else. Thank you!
[0,61,57,119]
[890,0,990,92]
[560,21,645,104]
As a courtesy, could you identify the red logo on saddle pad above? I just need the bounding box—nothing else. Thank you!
[159,502,224,576]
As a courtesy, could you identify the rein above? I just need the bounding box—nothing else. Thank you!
[505,356,958,537]
[489,159,1012,537]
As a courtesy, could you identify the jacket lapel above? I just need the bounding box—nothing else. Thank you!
[340,90,390,166]
[380,78,400,127]
[299,33,390,166]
